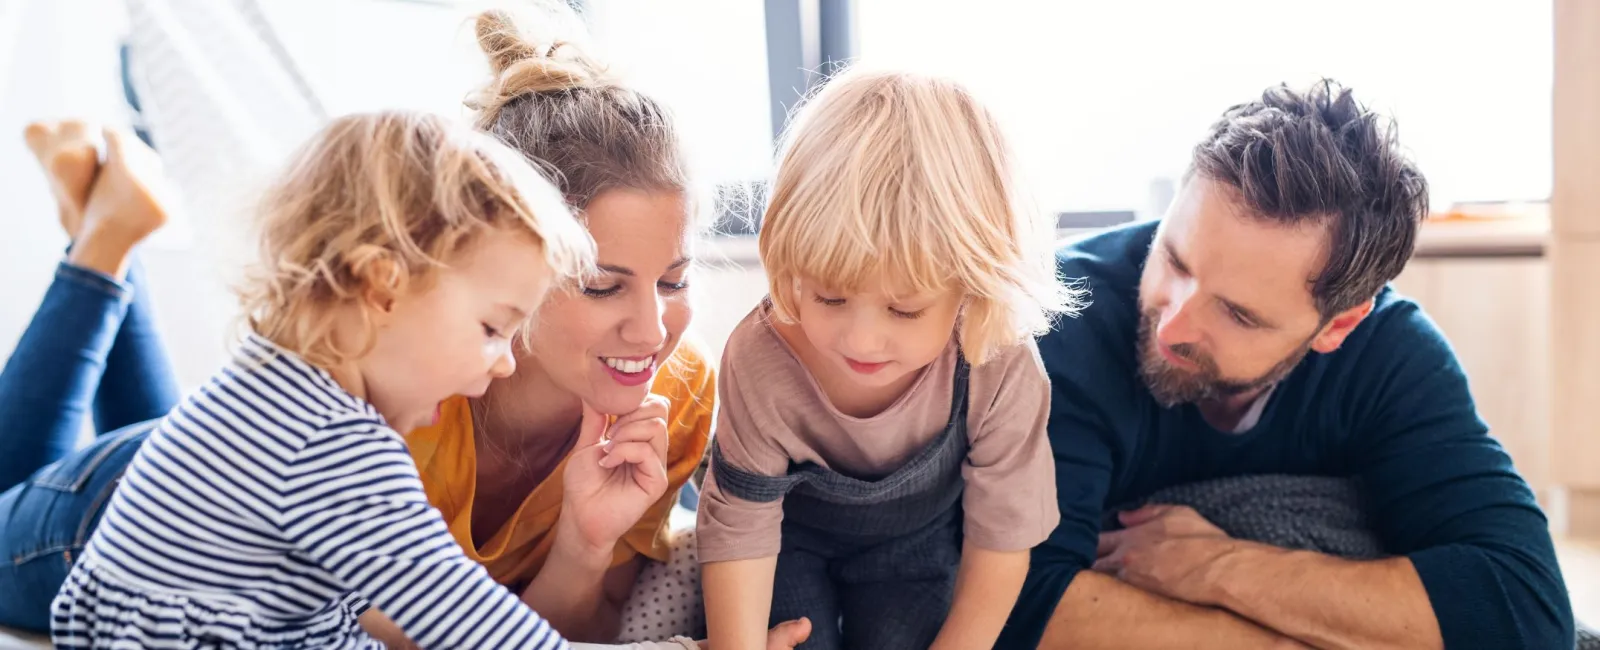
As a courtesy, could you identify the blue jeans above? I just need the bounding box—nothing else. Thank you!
[0,259,177,632]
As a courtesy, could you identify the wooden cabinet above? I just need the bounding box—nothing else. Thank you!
[1554,0,1600,535]
[1391,257,1552,501]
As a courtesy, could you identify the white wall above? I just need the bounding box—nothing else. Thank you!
[0,0,124,356]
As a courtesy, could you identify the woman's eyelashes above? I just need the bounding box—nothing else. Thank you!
[584,277,690,299]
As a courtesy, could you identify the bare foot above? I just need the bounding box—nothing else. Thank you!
[68,128,171,279]
[23,120,100,238]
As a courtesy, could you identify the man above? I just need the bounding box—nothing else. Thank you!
[1002,81,1574,649]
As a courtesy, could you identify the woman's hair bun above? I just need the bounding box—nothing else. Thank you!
[469,4,612,123]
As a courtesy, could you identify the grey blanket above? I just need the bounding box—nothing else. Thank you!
[1106,474,1597,650]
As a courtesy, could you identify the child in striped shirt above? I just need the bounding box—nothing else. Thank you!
[50,111,596,649]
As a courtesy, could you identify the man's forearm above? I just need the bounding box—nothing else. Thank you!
[1039,570,1308,649]
[1206,542,1442,650]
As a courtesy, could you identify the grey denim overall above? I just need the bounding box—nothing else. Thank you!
[710,357,971,650]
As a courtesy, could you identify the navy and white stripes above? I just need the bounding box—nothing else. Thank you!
[52,334,568,649]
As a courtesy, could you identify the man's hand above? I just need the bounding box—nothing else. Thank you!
[1093,504,1238,606]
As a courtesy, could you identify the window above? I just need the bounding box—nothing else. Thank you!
[584,0,775,187]
[858,0,1553,219]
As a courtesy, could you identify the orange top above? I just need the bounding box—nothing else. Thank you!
[404,339,714,587]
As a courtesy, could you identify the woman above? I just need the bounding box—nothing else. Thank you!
[0,5,710,644]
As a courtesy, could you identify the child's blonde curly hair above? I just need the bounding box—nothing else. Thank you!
[237,110,594,367]
[759,67,1085,365]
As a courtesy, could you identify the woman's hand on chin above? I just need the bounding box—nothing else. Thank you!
[556,395,671,564]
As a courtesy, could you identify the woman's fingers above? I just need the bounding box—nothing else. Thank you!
[609,394,669,430]
[597,441,662,470]
[604,395,669,460]
[597,441,668,484]
[576,401,611,448]
[604,417,668,450]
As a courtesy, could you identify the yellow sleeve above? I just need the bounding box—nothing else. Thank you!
[621,338,715,564]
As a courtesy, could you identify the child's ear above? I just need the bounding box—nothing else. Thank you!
[353,250,406,321]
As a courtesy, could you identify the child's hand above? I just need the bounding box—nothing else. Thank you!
[764,618,811,649]
[558,396,671,561]
[697,618,811,650]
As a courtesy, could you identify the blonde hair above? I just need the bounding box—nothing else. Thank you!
[238,110,594,368]
[467,4,694,216]
[759,67,1084,365]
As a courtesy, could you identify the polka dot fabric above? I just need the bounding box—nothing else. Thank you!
[616,526,704,643]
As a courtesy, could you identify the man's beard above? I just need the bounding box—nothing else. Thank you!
[1136,308,1314,408]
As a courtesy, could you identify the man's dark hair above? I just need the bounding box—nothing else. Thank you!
[1191,79,1429,318]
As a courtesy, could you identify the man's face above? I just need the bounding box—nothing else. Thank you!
[1136,177,1336,407]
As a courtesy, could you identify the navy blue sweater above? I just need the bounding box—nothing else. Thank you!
[1000,222,1573,649]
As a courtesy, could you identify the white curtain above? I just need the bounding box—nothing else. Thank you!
[123,0,327,249]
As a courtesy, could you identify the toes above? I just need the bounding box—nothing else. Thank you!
[23,120,101,183]
[48,145,99,207]
[56,120,90,144]
[100,128,161,177]
[100,127,122,158]
[23,122,56,159]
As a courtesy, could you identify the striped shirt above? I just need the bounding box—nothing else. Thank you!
[51,334,569,649]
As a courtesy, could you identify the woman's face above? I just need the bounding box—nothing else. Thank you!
[522,189,695,416]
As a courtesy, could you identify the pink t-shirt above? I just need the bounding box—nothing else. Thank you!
[697,303,1059,563]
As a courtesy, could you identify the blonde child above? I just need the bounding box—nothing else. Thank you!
[48,111,599,648]
[698,68,1082,650]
